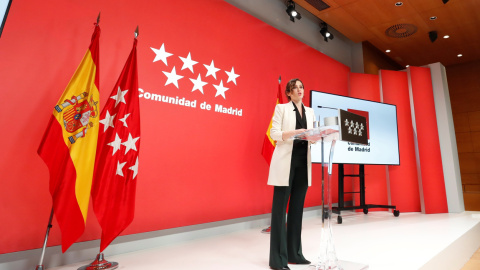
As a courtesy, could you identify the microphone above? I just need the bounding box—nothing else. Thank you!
[317,106,339,126]
[317,105,338,110]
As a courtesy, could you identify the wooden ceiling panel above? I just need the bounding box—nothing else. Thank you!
[326,0,357,6]
[340,0,418,28]
[407,0,447,12]
[368,14,430,45]
[292,0,479,67]
[316,7,374,42]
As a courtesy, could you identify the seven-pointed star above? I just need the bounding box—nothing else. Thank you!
[129,157,139,179]
[151,44,173,65]
[225,67,240,85]
[190,74,208,94]
[204,60,220,79]
[107,133,122,156]
[121,133,140,154]
[120,113,130,128]
[163,66,184,88]
[111,86,129,107]
[99,110,116,132]
[179,52,198,73]
[116,161,127,177]
[213,80,229,99]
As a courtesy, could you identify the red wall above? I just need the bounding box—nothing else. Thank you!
[408,67,448,213]
[0,0,449,255]
[381,70,421,212]
[349,73,389,210]
[0,0,350,254]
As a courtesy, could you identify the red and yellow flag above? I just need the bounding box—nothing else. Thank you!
[37,24,100,252]
[261,79,284,165]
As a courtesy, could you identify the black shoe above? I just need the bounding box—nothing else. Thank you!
[270,266,290,270]
[288,259,311,265]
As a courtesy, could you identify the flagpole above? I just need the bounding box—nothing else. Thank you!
[79,25,140,270]
[34,207,54,270]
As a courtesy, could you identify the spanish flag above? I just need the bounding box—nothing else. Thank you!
[38,24,100,252]
[261,77,284,165]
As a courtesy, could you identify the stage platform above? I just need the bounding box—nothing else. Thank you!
[41,211,480,270]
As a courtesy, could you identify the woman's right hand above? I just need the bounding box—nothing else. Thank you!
[282,129,307,141]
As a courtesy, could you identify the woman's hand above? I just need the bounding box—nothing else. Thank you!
[282,129,307,141]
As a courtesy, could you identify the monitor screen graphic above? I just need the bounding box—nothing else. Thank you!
[310,90,400,165]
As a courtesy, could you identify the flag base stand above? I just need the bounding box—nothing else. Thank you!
[77,253,118,270]
[35,266,44,270]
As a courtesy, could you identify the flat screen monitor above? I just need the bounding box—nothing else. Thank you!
[310,90,400,165]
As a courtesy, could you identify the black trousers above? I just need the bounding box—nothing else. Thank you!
[269,155,309,268]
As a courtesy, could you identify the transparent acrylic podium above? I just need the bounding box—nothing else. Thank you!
[293,126,368,270]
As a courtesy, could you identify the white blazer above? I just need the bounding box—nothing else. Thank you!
[267,102,315,186]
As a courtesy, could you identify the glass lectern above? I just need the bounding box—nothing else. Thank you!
[293,124,368,270]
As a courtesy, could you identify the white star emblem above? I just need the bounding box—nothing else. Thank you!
[213,80,229,99]
[121,133,140,154]
[163,66,184,89]
[107,133,122,156]
[190,74,208,94]
[120,113,130,128]
[179,52,198,73]
[116,161,127,177]
[129,157,139,179]
[99,110,116,132]
[225,67,240,85]
[110,86,128,107]
[204,60,220,79]
[151,44,173,65]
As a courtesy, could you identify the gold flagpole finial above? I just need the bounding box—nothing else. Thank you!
[135,26,139,39]
[96,12,101,25]
[278,75,281,84]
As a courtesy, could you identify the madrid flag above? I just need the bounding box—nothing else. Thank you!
[37,24,100,252]
[261,79,284,165]
[91,37,140,252]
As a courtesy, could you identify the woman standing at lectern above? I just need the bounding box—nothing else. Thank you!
[268,78,315,270]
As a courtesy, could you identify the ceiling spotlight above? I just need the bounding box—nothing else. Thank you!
[428,31,438,42]
[320,22,334,42]
[286,0,301,22]
[395,2,403,6]
[457,54,463,57]
[443,35,450,39]
[386,49,391,53]
[430,16,437,20]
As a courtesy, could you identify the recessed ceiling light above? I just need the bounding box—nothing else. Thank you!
[443,35,450,39]
[386,49,391,53]
[406,65,410,67]
[395,2,403,6]
[457,54,463,57]
[430,16,437,20]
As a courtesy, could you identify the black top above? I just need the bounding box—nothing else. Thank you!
[291,102,308,157]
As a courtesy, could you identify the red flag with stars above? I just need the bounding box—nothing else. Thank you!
[91,37,140,252]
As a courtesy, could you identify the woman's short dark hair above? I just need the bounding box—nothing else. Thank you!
[285,78,304,101]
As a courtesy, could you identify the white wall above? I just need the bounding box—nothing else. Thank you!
[429,62,464,213]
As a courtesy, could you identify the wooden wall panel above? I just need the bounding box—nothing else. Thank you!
[447,59,480,211]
